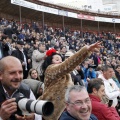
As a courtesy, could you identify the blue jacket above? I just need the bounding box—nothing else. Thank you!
[82,67,96,82]
[59,111,98,120]
[87,69,96,79]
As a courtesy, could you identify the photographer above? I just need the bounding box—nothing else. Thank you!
[0,56,42,120]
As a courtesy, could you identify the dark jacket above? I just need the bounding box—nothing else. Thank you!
[71,70,84,86]
[2,43,10,57]
[0,41,9,59]
[90,53,98,67]
[11,48,29,79]
[11,48,27,63]
[4,27,14,39]
[89,94,120,120]
[0,82,30,120]
[59,111,98,120]
[115,70,120,83]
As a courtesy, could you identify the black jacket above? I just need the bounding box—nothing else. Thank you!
[59,111,98,120]
[115,70,120,83]
[11,48,27,63]
[11,48,29,78]
[0,82,30,120]
[0,41,9,59]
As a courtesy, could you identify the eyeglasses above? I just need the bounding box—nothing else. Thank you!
[67,98,91,107]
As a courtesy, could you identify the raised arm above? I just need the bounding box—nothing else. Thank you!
[46,42,102,80]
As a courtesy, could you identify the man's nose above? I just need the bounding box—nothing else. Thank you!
[15,72,22,78]
[81,102,88,108]
[103,92,105,96]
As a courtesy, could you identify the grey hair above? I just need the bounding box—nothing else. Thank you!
[65,85,86,102]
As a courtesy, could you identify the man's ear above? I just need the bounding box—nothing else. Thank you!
[93,88,97,94]
[65,102,70,111]
[65,102,69,107]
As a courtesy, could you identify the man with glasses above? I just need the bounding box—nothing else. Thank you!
[59,85,98,120]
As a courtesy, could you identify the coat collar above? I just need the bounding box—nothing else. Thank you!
[89,94,101,102]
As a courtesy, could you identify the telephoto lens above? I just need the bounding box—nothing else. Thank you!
[15,93,54,116]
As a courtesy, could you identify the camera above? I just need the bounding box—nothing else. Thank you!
[14,93,54,116]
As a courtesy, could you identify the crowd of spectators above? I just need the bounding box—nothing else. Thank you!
[0,17,120,119]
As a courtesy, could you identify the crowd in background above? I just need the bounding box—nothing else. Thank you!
[0,17,120,77]
[0,17,120,119]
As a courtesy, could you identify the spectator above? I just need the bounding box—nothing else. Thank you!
[11,21,18,33]
[38,42,102,120]
[115,65,120,83]
[95,64,103,77]
[22,79,44,99]
[60,85,98,120]
[112,70,120,88]
[32,42,46,79]
[88,78,120,120]
[27,68,40,81]
[11,41,30,79]
[0,56,42,120]
[5,35,13,55]
[65,51,84,86]
[60,46,67,60]
[81,59,96,87]
[90,51,101,67]
[71,65,85,86]
[0,35,10,58]
[98,65,120,107]
[45,40,53,50]
[3,24,13,39]
[17,30,25,41]
[24,43,32,69]
[87,58,97,80]
[82,59,90,84]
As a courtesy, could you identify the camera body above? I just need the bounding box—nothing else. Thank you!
[14,93,54,116]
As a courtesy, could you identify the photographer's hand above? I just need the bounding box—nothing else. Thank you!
[0,98,17,120]
[15,113,35,120]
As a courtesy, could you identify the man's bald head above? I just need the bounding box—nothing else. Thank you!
[0,56,23,93]
[0,56,22,72]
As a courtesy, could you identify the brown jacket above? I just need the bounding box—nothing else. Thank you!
[39,46,91,120]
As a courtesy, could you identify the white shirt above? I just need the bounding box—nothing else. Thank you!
[98,74,120,106]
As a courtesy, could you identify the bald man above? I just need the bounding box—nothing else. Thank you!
[0,56,42,120]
